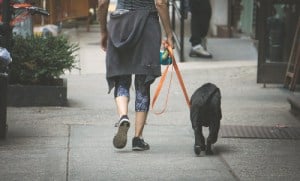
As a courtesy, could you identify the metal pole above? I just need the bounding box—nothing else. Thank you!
[0,72,8,139]
[42,0,46,25]
[0,0,11,139]
[1,0,12,50]
[180,0,185,62]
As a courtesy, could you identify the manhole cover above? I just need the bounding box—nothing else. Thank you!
[220,125,300,139]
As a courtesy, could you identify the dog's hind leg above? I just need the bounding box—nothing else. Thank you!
[206,119,220,155]
[191,105,206,155]
[194,126,206,155]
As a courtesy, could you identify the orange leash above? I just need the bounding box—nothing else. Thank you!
[151,62,173,114]
[151,44,191,114]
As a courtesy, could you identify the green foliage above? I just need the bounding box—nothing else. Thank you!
[10,35,79,85]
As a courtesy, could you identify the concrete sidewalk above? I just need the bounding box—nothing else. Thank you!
[1,24,300,181]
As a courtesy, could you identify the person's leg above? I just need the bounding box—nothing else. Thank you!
[189,0,213,58]
[113,75,131,149]
[115,96,129,118]
[189,0,202,46]
[114,75,131,118]
[198,0,212,41]
[134,112,147,137]
[132,75,151,151]
[189,0,212,46]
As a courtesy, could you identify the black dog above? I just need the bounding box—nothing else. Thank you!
[190,83,222,155]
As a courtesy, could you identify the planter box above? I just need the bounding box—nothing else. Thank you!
[7,78,67,107]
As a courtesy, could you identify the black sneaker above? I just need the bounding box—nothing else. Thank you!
[132,137,150,151]
[113,115,130,149]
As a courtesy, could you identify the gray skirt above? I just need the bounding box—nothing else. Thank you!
[106,12,162,93]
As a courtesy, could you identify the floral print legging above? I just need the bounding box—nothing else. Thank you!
[114,75,151,112]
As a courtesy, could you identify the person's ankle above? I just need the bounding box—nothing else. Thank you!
[120,115,129,120]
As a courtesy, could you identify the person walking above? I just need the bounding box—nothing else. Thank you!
[98,0,173,151]
[189,0,213,58]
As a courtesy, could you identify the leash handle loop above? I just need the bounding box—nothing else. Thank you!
[151,42,191,114]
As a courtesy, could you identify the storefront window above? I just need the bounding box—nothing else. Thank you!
[265,3,297,62]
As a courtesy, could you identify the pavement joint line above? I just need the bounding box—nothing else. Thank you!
[66,125,71,181]
[218,153,240,181]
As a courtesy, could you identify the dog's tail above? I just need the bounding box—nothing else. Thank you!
[190,83,220,107]
[205,86,220,106]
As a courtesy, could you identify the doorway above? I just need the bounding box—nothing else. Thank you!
[256,0,299,84]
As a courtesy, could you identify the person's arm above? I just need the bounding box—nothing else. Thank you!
[98,0,110,51]
[155,0,173,48]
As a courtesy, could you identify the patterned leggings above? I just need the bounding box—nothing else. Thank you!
[114,75,151,112]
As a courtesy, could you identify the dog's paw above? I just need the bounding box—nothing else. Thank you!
[205,149,214,155]
[194,145,201,155]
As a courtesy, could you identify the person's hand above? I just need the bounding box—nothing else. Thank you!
[166,35,174,49]
[100,32,108,51]
[162,35,174,49]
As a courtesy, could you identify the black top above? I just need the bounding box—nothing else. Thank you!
[116,0,156,11]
